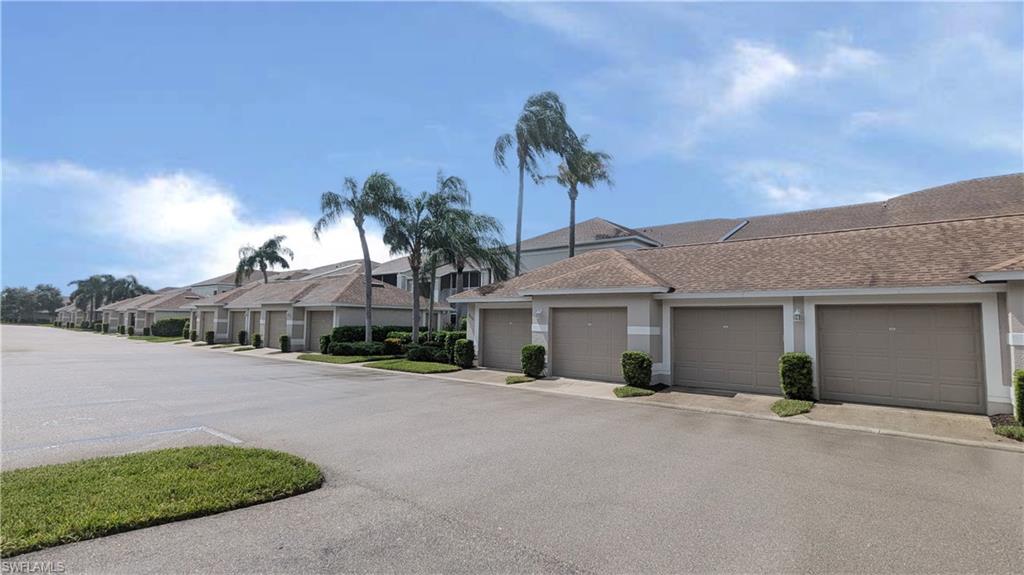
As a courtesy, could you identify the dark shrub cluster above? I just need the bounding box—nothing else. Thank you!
[1014,369,1024,425]
[621,351,652,387]
[279,335,290,353]
[204,331,215,345]
[406,344,448,363]
[238,330,248,345]
[118,325,125,335]
[142,327,151,336]
[382,338,404,355]
[521,345,545,378]
[253,333,262,348]
[329,341,385,356]
[189,330,198,342]
[779,352,814,400]
[330,325,412,343]
[127,326,135,336]
[151,318,187,337]
[319,334,331,354]
[386,331,413,344]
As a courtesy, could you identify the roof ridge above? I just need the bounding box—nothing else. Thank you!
[618,250,674,287]
[983,253,1024,272]
[634,212,1024,253]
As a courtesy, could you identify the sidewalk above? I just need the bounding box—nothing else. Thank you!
[197,346,1024,453]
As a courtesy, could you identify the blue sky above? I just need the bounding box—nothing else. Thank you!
[3,2,1022,291]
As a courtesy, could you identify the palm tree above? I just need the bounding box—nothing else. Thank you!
[235,235,294,285]
[550,135,613,257]
[314,172,402,343]
[436,209,512,325]
[382,172,470,342]
[494,91,579,276]
[109,275,152,302]
[68,274,115,322]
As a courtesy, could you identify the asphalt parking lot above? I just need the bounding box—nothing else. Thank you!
[3,325,1022,573]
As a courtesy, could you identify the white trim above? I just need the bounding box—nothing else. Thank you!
[450,296,531,304]
[522,235,661,253]
[215,318,228,323]
[655,285,1005,299]
[286,320,305,326]
[532,323,548,333]
[1009,333,1024,346]
[627,326,661,336]
[520,287,670,296]
[974,271,1024,282]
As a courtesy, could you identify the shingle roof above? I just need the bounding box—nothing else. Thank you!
[189,281,262,308]
[135,288,202,311]
[455,215,1024,298]
[519,217,659,251]
[223,274,437,309]
[190,270,280,287]
[636,218,745,246]
[99,293,162,312]
[980,254,1024,273]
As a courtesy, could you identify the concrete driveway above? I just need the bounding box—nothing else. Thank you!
[3,326,1022,573]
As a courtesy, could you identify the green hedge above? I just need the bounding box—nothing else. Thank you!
[127,326,135,336]
[1014,369,1024,425]
[329,341,385,356]
[521,345,545,378]
[779,352,814,400]
[319,335,331,354]
[454,339,474,368]
[252,333,262,348]
[279,335,290,353]
[621,351,652,387]
[386,331,413,344]
[406,344,448,363]
[189,330,198,342]
[330,325,412,343]
[383,338,404,355]
[238,330,248,345]
[142,327,151,336]
[151,318,187,337]
[204,331,215,345]
[102,323,109,333]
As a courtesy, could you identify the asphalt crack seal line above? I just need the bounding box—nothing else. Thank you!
[4,425,244,454]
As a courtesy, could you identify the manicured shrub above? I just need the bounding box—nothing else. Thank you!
[182,325,190,340]
[621,351,653,387]
[329,341,385,356]
[69,323,75,329]
[252,333,262,348]
[330,325,412,343]
[454,339,475,368]
[279,335,290,353]
[383,338,404,355]
[127,326,135,336]
[387,331,413,344]
[118,325,125,335]
[406,344,447,362]
[204,331,215,345]
[1014,369,1024,425]
[102,323,109,333]
[94,323,102,332]
[779,352,814,401]
[189,330,198,342]
[151,318,187,337]
[444,331,466,364]
[319,334,331,354]
[521,344,545,378]
[142,327,151,336]
[82,321,91,330]
[459,316,467,331]
[238,330,248,345]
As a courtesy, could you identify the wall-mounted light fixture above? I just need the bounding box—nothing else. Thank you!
[793,309,803,322]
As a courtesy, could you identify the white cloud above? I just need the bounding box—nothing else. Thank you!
[715,41,800,114]
[2,160,392,287]
[732,160,895,210]
[813,30,882,78]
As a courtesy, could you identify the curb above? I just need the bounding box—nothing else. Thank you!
[191,346,1024,454]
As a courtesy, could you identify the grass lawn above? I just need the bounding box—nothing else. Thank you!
[994,424,1024,441]
[232,346,256,352]
[613,385,656,398]
[771,399,815,417]
[0,446,322,558]
[505,375,535,385]
[363,359,461,374]
[298,353,400,365]
[127,335,181,343]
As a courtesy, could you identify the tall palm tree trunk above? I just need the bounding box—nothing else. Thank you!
[514,162,525,276]
[356,222,374,343]
[409,266,421,343]
[426,267,437,339]
[568,186,578,258]
[454,264,466,325]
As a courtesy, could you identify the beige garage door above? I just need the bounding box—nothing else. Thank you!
[551,308,627,382]
[672,307,783,394]
[266,311,287,349]
[228,311,245,341]
[480,308,532,371]
[200,311,214,336]
[818,305,984,414]
[308,311,334,351]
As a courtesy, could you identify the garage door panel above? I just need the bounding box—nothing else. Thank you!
[266,311,287,349]
[818,304,984,414]
[308,311,334,351]
[672,307,783,395]
[480,309,532,371]
[551,308,627,382]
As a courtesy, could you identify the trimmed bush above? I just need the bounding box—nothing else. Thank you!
[69,323,75,329]
[779,352,814,400]
[443,331,466,364]
[127,326,135,336]
[151,318,187,337]
[94,323,102,332]
[454,339,475,368]
[459,316,467,331]
[204,331,215,345]
[82,321,92,330]
[329,341,385,356]
[1014,369,1024,425]
[118,325,125,335]
[238,330,248,346]
[319,335,331,354]
[189,330,198,342]
[387,331,413,344]
[279,335,290,353]
[330,325,412,344]
[521,345,546,378]
[253,333,262,348]
[383,338,404,355]
[102,323,109,333]
[142,327,151,336]
[406,344,448,363]
[621,351,653,387]
[182,325,190,340]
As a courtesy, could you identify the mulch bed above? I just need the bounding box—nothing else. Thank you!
[989,414,1018,428]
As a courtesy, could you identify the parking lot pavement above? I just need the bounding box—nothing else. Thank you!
[3,325,1023,573]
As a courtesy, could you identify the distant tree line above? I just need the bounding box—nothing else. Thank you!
[1,284,63,323]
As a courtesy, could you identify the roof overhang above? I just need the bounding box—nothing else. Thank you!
[654,284,1007,299]
[522,235,660,255]
[448,296,532,304]
[972,270,1024,282]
